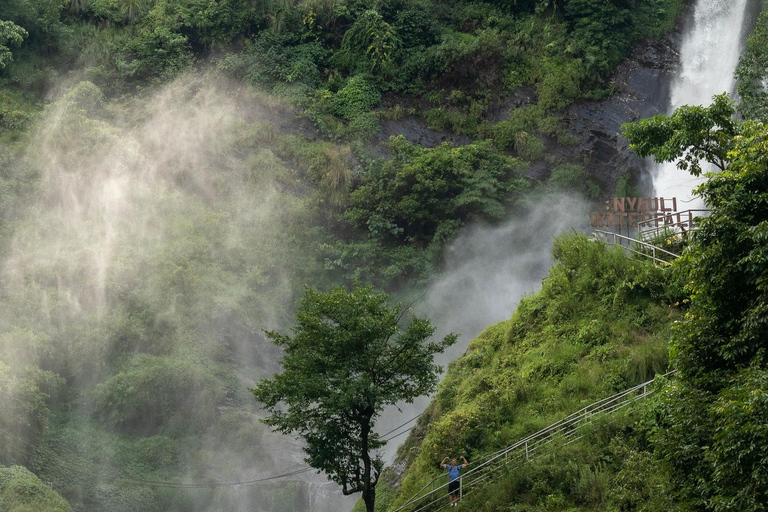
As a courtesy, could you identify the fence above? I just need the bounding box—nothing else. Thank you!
[592,229,679,265]
[637,209,709,242]
[391,371,676,512]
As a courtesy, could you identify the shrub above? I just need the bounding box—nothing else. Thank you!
[330,75,381,120]
[61,81,105,115]
[547,162,600,198]
[393,8,438,48]
[337,10,400,75]
[483,105,543,150]
[346,136,528,246]
[424,106,479,135]
[513,131,544,161]
[93,353,225,435]
[115,27,192,84]
[347,111,380,139]
[0,465,73,512]
[218,32,328,90]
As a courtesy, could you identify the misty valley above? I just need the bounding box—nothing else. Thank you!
[1,1,768,512]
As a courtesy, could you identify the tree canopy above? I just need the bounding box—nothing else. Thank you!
[622,93,739,175]
[251,285,457,512]
[0,20,27,69]
[625,97,768,511]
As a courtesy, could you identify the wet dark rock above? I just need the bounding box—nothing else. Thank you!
[489,85,538,122]
[556,37,680,193]
[364,37,680,194]
[365,117,473,160]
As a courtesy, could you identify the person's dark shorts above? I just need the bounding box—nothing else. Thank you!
[448,480,460,496]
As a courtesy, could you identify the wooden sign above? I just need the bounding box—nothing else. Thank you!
[589,197,679,228]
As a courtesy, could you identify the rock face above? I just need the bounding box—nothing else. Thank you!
[377,117,473,149]
[368,35,681,195]
[519,36,680,194]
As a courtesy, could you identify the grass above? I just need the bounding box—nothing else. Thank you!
[378,234,684,511]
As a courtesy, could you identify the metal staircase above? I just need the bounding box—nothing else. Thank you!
[391,371,675,512]
[592,208,709,265]
[593,229,679,265]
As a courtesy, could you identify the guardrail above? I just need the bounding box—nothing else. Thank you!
[391,371,676,512]
[593,229,679,265]
[637,209,709,241]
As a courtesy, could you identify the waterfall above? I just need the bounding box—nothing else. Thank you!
[652,0,752,206]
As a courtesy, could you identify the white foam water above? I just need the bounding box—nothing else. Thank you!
[652,0,752,206]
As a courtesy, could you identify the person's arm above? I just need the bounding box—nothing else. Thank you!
[460,456,469,467]
[440,457,449,468]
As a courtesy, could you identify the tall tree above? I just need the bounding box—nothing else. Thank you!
[622,93,739,175]
[624,98,768,511]
[0,20,27,69]
[251,285,457,512]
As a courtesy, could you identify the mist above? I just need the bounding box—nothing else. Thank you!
[0,71,590,512]
[0,75,356,512]
[376,194,589,462]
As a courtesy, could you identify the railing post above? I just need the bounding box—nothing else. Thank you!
[525,441,529,459]
[459,474,463,500]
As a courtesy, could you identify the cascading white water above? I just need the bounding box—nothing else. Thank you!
[652,0,752,205]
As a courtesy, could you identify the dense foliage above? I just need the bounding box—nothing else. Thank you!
[367,89,768,512]
[364,233,683,512]
[252,285,456,512]
[0,465,73,512]
[736,5,768,121]
[0,80,332,512]
[622,94,738,175]
[0,0,685,147]
[378,93,768,512]
[626,99,768,511]
[323,137,529,286]
[0,0,743,511]
[0,74,530,512]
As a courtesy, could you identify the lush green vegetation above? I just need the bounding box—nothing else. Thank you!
[0,465,73,512]
[0,79,329,512]
[626,97,768,512]
[376,94,768,512]
[5,1,750,511]
[253,285,456,512]
[324,137,529,285]
[0,0,686,147]
[0,74,529,511]
[622,93,738,175]
[359,233,684,512]
[448,407,678,512]
[736,2,768,121]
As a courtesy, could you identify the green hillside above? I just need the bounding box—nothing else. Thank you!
[2,1,768,512]
[362,233,684,512]
[373,93,768,512]
[0,0,684,135]
[0,465,73,512]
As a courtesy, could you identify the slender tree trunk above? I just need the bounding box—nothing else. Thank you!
[361,418,376,512]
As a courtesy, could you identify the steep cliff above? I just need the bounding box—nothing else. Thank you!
[366,234,685,512]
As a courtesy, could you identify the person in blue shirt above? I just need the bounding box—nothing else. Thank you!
[440,456,469,507]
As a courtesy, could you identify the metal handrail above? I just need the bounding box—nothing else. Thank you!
[390,371,676,512]
[593,229,679,265]
[637,209,709,241]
